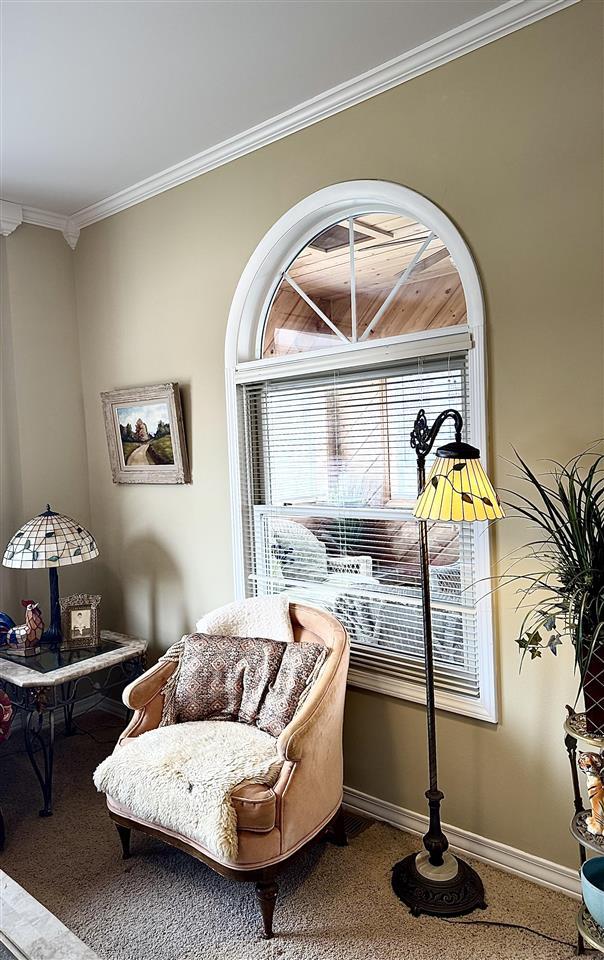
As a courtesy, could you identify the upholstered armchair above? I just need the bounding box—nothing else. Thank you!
[103,603,349,938]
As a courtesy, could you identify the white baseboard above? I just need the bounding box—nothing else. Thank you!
[343,785,580,899]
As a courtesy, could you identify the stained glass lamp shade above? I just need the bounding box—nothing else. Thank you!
[414,441,504,523]
[2,506,98,646]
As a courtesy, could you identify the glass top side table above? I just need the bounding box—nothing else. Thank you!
[0,631,147,817]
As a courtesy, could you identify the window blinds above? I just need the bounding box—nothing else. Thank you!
[237,352,482,700]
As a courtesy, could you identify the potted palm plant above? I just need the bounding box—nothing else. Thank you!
[508,449,604,734]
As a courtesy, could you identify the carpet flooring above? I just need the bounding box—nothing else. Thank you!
[0,711,578,960]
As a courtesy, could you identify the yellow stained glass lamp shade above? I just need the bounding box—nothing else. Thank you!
[414,442,504,523]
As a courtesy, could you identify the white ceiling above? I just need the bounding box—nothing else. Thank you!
[1,0,508,216]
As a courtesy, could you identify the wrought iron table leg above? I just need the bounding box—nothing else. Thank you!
[62,682,76,736]
[24,706,55,817]
[3,651,145,822]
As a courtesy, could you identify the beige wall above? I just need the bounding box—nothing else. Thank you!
[3,1,601,868]
[1,226,91,615]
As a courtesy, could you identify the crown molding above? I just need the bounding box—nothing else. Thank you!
[22,206,80,249]
[0,200,80,248]
[4,0,578,238]
[69,0,578,230]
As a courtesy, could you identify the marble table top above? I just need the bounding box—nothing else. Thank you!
[0,871,100,959]
[0,631,146,689]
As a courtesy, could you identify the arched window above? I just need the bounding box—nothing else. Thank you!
[226,182,496,722]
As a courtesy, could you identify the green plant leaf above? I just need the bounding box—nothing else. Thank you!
[505,448,604,693]
[527,629,542,646]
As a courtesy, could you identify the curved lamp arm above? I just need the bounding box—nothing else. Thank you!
[410,408,463,463]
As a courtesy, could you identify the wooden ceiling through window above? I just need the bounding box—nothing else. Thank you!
[262,213,467,358]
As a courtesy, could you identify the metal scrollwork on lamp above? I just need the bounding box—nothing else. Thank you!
[391,408,503,917]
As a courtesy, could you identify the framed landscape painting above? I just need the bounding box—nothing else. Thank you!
[101,382,191,483]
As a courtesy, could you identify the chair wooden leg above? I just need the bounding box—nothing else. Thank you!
[325,804,348,846]
[115,824,131,860]
[255,878,278,939]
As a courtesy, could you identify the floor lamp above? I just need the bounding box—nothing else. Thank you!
[392,408,503,917]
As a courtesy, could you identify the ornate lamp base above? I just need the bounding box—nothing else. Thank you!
[392,852,487,917]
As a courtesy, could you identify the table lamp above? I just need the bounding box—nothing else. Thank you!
[391,408,503,917]
[2,505,99,647]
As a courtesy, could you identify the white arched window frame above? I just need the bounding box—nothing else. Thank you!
[225,181,497,723]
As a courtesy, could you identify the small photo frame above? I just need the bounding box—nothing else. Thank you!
[60,594,101,648]
[101,382,190,484]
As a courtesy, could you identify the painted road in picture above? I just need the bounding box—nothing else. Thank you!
[117,401,175,466]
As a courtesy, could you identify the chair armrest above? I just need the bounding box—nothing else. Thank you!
[273,629,349,854]
[122,659,177,709]
[118,660,178,742]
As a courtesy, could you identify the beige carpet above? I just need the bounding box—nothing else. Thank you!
[0,712,577,960]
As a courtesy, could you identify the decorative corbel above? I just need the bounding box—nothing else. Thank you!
[62,219,80,250]
[0,200,23,237]
[1,201,80,249]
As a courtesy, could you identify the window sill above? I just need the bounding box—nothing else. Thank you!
[347,665,497,723]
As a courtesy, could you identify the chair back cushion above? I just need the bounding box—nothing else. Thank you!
[173,633,326,734]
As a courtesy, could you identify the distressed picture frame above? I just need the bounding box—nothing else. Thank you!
[101,382,191,484]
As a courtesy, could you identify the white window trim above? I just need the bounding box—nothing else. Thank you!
[225,180,497,723]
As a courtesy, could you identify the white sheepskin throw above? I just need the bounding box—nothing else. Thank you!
[93,721,281,861]
[195,594,294,644]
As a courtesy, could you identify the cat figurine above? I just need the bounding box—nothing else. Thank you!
[578,751,604,835]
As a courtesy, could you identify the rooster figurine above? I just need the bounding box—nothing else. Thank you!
[0,600,43,657]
